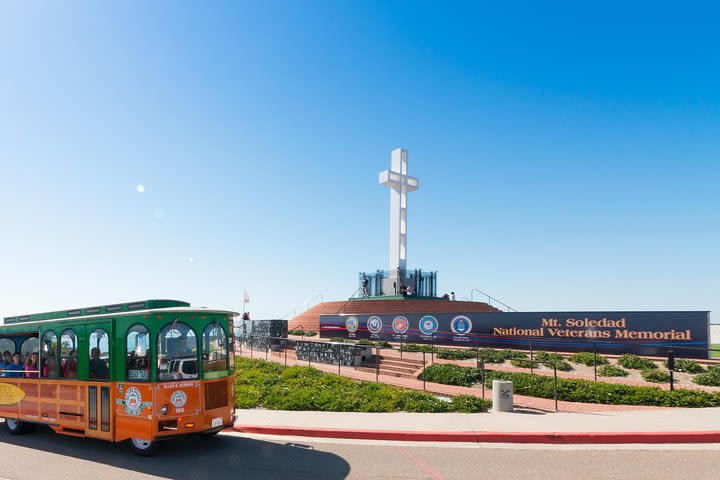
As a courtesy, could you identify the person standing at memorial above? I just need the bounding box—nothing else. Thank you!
[450,292,456,301]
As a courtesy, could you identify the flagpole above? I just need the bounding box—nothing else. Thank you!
[242,290,246,316]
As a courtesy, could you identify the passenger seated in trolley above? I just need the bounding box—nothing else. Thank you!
[63,350,78,378]
[89,347,109,380]
[0,351,11,373]
[25,352,39,378]
[3,353,25,378]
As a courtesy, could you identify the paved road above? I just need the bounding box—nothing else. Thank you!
[0,425,719,479]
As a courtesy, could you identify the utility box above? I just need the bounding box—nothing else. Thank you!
[492,380,514,412]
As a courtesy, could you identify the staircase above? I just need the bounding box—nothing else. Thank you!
[356,354,425,379]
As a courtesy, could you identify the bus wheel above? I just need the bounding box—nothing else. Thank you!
[127,438,157,456]
[5,418,28,435]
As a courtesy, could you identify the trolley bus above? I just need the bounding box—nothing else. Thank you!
[0,299,237,455]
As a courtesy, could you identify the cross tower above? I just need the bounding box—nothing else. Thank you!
[379,148,419,272]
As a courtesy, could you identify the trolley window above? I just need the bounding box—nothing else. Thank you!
[202,323,228,379]
[157,322,197,381]
[41,331,59,378]
[0,338,14,358]
[20,337,39,361]
[89,329,110,380]
[60,329,78,379]
[126,325,151,381]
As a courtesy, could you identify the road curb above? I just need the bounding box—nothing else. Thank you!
[233,425,720,444]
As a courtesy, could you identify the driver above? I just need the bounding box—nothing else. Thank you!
[174,337,194,358]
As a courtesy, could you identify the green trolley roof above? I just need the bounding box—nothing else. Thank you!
[3,299,191,325]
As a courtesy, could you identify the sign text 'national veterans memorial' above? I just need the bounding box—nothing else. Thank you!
[319,311,710,358]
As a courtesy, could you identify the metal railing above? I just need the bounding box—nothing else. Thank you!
[470,288,516,312]
[278,294,324,320]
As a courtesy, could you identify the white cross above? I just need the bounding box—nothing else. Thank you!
[379,148,419,272]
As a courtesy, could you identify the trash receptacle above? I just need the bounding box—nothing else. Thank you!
[492,380,513,412]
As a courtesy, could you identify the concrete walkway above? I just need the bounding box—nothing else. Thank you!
[233,408,720,444]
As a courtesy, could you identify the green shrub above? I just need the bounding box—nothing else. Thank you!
[569,351,609,366]
[618,354,657,370]
[694,366,720,386]
[400,344,436,353]
[235,384,264,408]
[510,358,540,369]
[288,329,304,335]
[501,349,528,359]
[436,348,476,360]
[597,364,629,377]
[451,395,492,413]
[664,359,705,373]
[303,331,318,337]
[355,339,392,348]
[478,348,507,363]
[641,369,670,383]
[234,358,485,413]
[483,369,720,408]
[418,364,481,387]
[329,337,346,343]
[535,351,573,371]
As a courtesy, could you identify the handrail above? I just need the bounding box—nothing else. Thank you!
[335,287,363,315]
[470,288,516,312]
[278,294,325,319]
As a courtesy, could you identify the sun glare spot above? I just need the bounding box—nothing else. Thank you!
[137,184,145,193]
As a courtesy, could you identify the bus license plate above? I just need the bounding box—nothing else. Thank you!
[212,417,223,428]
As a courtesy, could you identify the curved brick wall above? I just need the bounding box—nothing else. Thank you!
[288,299,501,332]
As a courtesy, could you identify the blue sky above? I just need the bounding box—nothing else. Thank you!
[0,1,718,324]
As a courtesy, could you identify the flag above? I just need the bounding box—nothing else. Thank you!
[244,291,250,304]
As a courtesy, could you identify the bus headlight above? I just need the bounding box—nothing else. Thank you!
[160,404,168,415]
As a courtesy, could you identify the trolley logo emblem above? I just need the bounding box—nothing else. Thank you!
[419,315,439,335]
[0,383,25,406]
[450,315,473,335]
[367,316,383,334]
[345,316,359,333]
[170,390,188,408]
[116,386,152,416]
[392,316,409,334]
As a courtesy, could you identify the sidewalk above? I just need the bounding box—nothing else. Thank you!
[233,408,720,444]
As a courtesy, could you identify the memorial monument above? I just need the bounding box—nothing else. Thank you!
[362,147,437,298]
[286,147,709,359]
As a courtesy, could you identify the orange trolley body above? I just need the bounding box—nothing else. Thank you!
[0,300,237,455]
